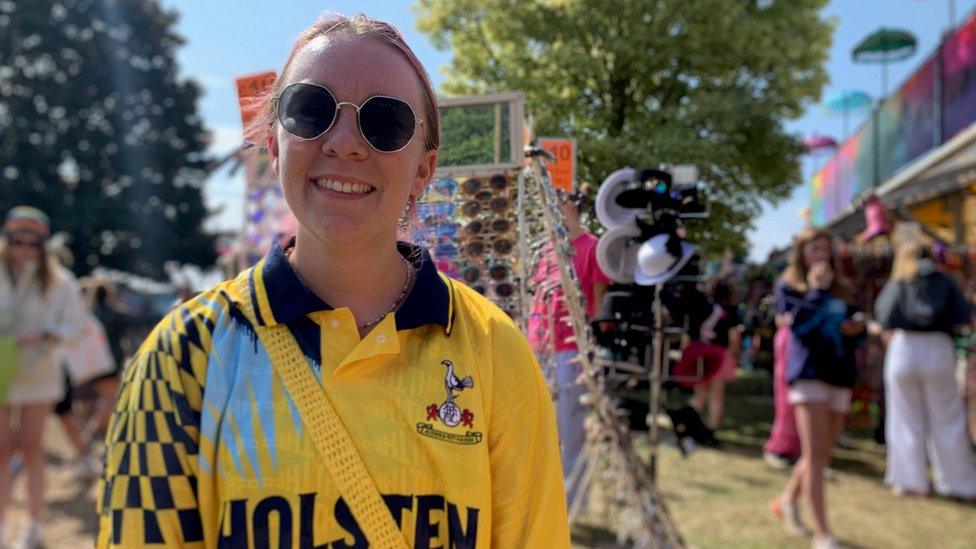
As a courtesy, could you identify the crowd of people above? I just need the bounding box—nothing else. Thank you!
[748,227,975,549]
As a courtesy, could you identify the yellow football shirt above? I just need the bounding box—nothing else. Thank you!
[96,242,570,548]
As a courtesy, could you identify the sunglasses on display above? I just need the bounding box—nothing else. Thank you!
[493,281,516,299]
[10,239,42,250]
[461,238,514,258]
[273,82,423,152]
[460,263,511,284]
[461,174,511,196]
[461,178,485,196]
[463,218,512,236]
[461,197,511,217]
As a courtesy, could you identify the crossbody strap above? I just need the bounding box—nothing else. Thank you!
[234,272,408,548]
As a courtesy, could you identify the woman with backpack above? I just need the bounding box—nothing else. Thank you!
[875,238,976,500]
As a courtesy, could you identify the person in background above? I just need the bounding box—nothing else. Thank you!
[762,304,803,469]
[0,207,85,548]
[772,228,863,549]
[46,241,102,479]
[689,280,742,441]
[874,238,976,500]
[82,280,134,439]
[528,185,611,506]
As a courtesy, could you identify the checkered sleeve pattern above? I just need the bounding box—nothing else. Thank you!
[96,307,209,548]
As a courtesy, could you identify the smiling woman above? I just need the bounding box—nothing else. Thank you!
[97,12,569,549]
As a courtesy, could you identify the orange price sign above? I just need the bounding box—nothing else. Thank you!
[538,137,576,191]
[235,71,277,142]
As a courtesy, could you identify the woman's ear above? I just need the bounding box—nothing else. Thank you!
[411,148,438,197]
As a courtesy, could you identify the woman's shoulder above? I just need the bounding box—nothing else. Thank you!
[142,275,247,352]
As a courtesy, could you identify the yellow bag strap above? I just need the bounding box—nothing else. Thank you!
[234,272,408,549]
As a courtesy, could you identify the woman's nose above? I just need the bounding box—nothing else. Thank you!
[321,104,368,159]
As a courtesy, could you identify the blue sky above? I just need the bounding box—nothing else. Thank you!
[159,0,974,260]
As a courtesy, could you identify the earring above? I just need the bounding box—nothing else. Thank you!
[398,196,414,231]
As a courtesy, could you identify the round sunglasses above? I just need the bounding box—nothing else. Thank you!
[460,263,511,284]
[461,197,511,217]
[464,218,512,236]
[461,174,511,196]
[273,82,423,152]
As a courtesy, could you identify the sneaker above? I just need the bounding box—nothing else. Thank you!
[891,485,929,498]
[771,497,811,537]
[812,535,841,549]
[763,452,791,470]
[12,523,41,549]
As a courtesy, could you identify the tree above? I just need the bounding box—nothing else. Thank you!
[416,0,833,254]
[0,0,215,278]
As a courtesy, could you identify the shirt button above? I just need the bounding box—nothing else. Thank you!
[329,319,340,329]
[376,335,386,344]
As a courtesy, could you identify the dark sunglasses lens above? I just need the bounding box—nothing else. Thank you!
[489,265,509,280]
[490,219,511,233]
[489,174,509,191]
[360,96,416,151]
[493,239,513,255]
[278,84,337,139]
[462,266,481,283]
[490,197,510,213]
[465,221,483,235]
[462,201,481,217]
[495,282,514,298]
[465,241,485,257]
[462,178,483,196]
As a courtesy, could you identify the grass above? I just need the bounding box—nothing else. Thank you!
[570,371,976,548]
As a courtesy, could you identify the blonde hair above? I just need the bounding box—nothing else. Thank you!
[780,227,838,293]
[890,240,929,282]
[258,13,440,151]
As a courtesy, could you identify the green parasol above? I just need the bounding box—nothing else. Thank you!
[852,27,918,97]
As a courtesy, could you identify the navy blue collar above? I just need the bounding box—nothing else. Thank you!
[249,240,452,333]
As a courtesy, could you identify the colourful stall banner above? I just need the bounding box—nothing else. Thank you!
[236,71,277,143]
[811,13,976,227]
[538,138,576,191]
[877,56,938,181]
[943,13,976,141]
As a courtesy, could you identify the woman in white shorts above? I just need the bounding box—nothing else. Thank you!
[0,206,85,547]
[770,228,864,549]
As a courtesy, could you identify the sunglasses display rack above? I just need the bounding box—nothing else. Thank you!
[414,171,520,320]
[520,148,685,548]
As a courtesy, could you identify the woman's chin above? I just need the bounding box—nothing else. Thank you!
[297,215,389,247]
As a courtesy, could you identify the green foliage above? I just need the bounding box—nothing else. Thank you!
[416,0,833,256]
[0,0,215,278]
[439,102,512,167]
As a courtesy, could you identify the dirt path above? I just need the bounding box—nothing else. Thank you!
[4,417,99,547]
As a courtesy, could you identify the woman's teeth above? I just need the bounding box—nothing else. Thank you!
[313,178,374,194]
